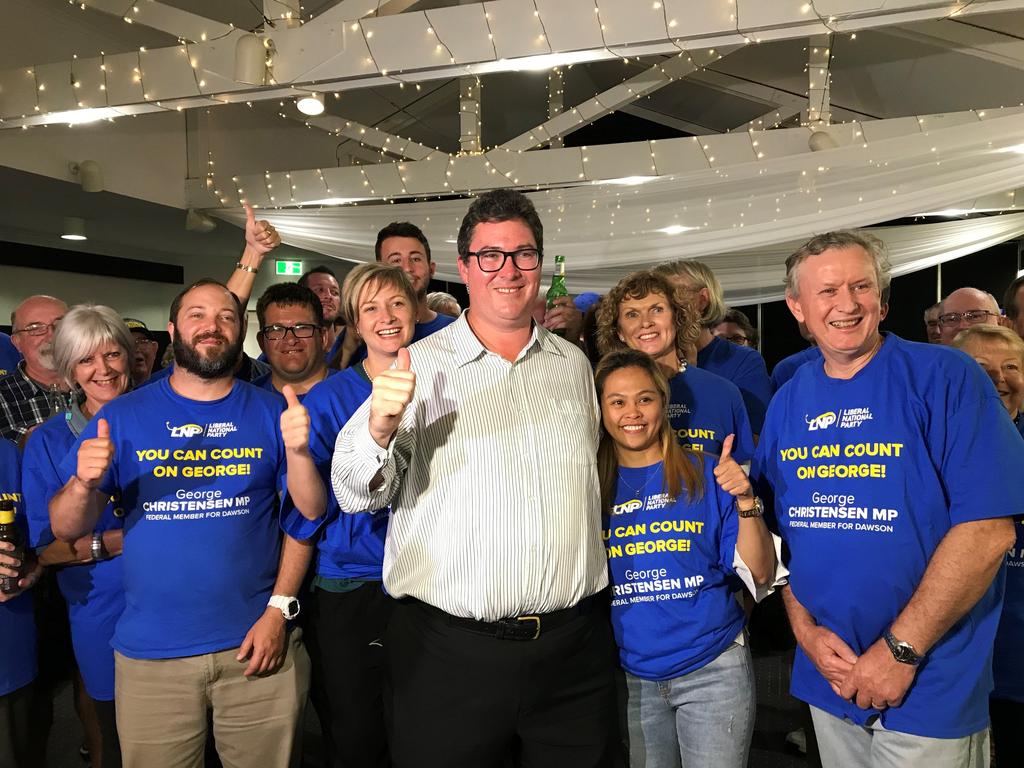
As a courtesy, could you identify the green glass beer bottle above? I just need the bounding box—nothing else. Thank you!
[0,499,25,594]
[545,255,569,337]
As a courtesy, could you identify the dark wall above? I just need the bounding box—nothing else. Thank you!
[732,242,1021,371]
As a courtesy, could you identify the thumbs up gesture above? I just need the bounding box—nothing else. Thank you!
[280,385,310,454]
[244,202,280,255]
[712,434,753,499]
[368,348,416,448]
[76,418,115,490]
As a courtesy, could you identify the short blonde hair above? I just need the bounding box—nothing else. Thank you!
[952,324,1024,362]
[653,260,726,327]
[341,263,417,329]
[52,304,134,389]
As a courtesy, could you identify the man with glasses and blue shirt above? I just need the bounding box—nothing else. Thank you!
[0,294,69,444]
[254,283,336,402]
[937,286,1005,345]
[332,189,616,768]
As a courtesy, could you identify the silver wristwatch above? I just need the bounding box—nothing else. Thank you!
[884,630,923,666]
[90,532,106,561]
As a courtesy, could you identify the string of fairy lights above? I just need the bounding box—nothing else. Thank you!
[3,0,1015,227]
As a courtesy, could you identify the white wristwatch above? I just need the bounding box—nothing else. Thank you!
[268,594,300,620]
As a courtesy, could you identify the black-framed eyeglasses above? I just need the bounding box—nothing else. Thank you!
[12,319,61,337]
[260,323,320,340]
[464,248,542,273]
[937,310,1000,328]
[721,334,748,345]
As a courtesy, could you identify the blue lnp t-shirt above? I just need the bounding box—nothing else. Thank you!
[770,346,822,394]
[58,378,299,660]
[251,368,339,403]
[0,332,21,378]
[697,335,771,434]
[994,422,1024,703]
[753,333,1024,738]
[669,366,754,462]
[605,456,744,681]
[286,366,388,580]
[0,440,35,696]
[23,413,125,701]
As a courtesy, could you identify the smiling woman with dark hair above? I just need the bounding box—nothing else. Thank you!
[595,348,777,768]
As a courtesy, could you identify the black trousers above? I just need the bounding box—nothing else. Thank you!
[305,583,394,768]
[991,697,1024,766]
[385,597,619,768]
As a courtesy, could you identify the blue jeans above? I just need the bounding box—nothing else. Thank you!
[625,642,755,768]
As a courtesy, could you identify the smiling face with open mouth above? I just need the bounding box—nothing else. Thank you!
[74,339,130,416]
[600,365,665,467]
[357,279,415,363]
[616,291,678,370]
[786,245,886,374]
[960,337,1024,418]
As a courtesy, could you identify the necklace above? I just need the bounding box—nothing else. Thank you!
[360,360,374,381]
[617,465,660,499]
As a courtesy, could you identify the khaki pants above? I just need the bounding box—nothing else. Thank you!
[115,629,309,768]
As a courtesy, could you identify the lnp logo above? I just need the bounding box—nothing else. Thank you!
[611,499,643,516]
[166,422,204,438]
[805,411,837,431]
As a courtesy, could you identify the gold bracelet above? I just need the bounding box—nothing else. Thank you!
[235,262,258,274]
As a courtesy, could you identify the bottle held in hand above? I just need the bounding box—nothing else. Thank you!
[0,499,25,594]
[545,254,569,337]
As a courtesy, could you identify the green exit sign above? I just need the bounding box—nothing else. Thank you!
[276,260,303,276]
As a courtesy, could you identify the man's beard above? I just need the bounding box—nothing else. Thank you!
[173,328,242,380]
[36,342,56,371]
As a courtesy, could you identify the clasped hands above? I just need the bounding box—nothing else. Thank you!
[799,623,917,711]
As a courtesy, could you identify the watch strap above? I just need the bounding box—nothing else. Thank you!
[268,594,300,620]
[90,532,105,561]
[884,630,923,665]
[737,496,764,518]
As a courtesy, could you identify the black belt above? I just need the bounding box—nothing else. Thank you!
[411,592,603,641]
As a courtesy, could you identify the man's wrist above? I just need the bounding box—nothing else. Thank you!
[883,629,924,665]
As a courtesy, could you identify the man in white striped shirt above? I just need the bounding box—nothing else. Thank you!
[332,189,616,767]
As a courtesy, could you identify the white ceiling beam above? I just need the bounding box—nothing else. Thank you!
[805,34,833,126]
[80,0,233,43]
[459,77,481,153]
[731,106,803,133]
[7,0,1023,129]
[303,114,440,160]
[500,48,739,152]
[186,105,1024,210]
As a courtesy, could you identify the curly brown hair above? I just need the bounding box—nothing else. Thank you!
[595,270,701,367]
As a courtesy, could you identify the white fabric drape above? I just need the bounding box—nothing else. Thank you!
[216,108,1024,304]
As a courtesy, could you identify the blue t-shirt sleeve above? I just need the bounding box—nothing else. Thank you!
[736,352,771,434]
[940,356,1024,525]
[730,392,755,464]
[21,427,63,549]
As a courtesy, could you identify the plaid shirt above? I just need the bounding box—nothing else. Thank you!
[0,363,66,443]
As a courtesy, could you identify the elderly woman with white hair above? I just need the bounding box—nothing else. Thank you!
[952,323,1024,766]
[22,304,132,768]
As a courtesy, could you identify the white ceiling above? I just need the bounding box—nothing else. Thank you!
[6,0,1024,260]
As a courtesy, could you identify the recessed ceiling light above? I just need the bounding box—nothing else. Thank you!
[61,217,87,241]
[297,93,324,116]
